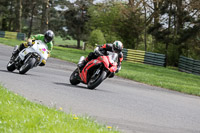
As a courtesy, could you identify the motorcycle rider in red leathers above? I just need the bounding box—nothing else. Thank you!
[78,41,123,76]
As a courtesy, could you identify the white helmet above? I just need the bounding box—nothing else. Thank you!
[113,41,123,52]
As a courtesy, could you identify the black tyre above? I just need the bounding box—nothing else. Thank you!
[19,58,36,74]
[70,68,81,85]
[7,61,16,72]
[88,70,107,89]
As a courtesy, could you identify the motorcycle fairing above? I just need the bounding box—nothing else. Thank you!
[80,57,104,83]
[18,40,48,63]
[100,55,117,73]
[79,54,118,83]
[19,48,30,61]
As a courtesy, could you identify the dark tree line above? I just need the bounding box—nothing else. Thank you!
[0,0,200,66]
[0,0,50,37]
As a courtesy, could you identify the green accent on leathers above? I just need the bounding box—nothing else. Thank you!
[31,34,53,52]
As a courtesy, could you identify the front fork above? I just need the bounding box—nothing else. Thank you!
[23,54,32,64]
[15,54,32,70]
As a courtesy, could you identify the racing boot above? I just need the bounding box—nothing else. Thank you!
[13,43,25,56]
[12,45,20,60]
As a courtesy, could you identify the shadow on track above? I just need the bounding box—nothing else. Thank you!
[54,82,89,90]
[0,69,36,76]
[0,69,19,74]
[54,82,115,93]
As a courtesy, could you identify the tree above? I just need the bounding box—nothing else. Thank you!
[62,0,93,48]
[40,0,49,33]
[88,29,106,46]
[0,0,16,31]
[147,0,200,66]
[28,1,37,38]
[87,1,145,49]
[115,5,144,49]
[143,0,147,51]
[47,0,68,36]
[87,3,119,42]
[15,0,22,32]
[22,0,43,37]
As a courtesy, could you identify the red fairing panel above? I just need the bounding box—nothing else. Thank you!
[99,56,109,68]
[80,58,103,83]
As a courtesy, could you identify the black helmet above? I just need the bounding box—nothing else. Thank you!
[44,30,54,43]
[113,41,123,53]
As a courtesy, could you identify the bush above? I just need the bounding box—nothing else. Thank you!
[88,29,106,47]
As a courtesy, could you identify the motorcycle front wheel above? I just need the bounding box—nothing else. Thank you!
[7,61,16,72]
[70,68,81,85]
[88,70,107,89]
[19,58,36,74]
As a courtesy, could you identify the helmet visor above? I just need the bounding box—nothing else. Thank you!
[45,35,52,43]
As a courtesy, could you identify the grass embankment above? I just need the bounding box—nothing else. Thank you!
[0,85,118,132]
[1,37,200,96]
[54,36,83,46]
[51,46,92,63]
[120,62,200,96]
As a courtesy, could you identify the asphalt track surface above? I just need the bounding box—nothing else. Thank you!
[0,44,200,133]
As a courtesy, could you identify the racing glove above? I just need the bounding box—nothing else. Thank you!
[94,47,103,56]
[27,42,32,46]
[25,39,34,47]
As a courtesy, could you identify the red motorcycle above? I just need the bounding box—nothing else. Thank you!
[70,52,118,89]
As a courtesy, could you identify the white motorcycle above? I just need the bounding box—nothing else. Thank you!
[7,40,49,74]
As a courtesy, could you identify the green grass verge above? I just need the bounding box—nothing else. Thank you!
[118,62,200,96]
[1,37,200,96]
[0,85,119,132]
[54,36,83,46]
[0,36,83,47]
[51,46,92,63]
[0,38,24,46]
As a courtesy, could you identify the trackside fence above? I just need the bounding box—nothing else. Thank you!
[122,49,166,67]
[178,56,200,75]
[0,31,26,40]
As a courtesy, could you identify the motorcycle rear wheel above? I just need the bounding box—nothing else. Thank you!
[70,68,81,85]
[19,58,36,74]
[88,70,107,89]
